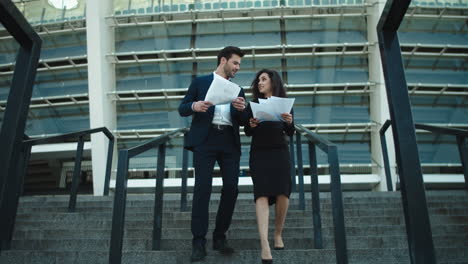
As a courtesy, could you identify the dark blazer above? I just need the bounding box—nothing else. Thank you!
[178,74,248,151]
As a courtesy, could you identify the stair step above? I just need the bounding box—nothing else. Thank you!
[3,190,467,263]
[1,247,468,264]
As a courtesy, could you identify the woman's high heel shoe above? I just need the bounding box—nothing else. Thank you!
[261,259,273,264]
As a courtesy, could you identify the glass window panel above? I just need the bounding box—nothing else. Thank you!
[116,62,193,90]
[26,106,90,135]
[286,57,368,84]
[410,95,468,124]
[116,24,192,52]
[40,45,87,60]
[399,31,468,46]
[400,19,467,45]
[118,138,187,170]
[0,39,20,64]
[285,17,367,44]
[32,78,88,97]
[35,69,88,84]
[197,21,280,34]
[405,68,467,85]
[196,33,281,49]
[416,134,460,164]
[0,79,11,101]
[293,95,370,124]
[117,103,188,129]
[296,137,371,165]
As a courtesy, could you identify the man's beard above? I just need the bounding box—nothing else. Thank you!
[224,65,235,78]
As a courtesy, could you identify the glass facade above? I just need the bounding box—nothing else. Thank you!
[0,0,466,182]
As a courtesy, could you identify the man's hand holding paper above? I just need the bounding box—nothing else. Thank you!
[204,74,241,105]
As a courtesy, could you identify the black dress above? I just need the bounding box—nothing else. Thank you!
[245,106,295,205]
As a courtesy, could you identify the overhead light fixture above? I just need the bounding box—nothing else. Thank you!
[48,0,78,10]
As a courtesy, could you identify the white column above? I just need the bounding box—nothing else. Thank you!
[367,0,398,191]
[86,0,117,196]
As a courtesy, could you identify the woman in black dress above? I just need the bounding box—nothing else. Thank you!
[245,69,294,264]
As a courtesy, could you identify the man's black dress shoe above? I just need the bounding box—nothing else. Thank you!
[261,259,273,264]
[191,243,207,262]
[213,239,235,255]
[273,247,284,250]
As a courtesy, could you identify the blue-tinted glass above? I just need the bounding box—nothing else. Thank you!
[119,137,186,169]
[416,135,460,164]
[296,137,371,165]
[405,67,467,85]
[26,106,90,135]
[196,33,280,48]
[287,57,368,83]
[116,24,191,52]
[117,102,188,130]
[116,62,193,90]
[31,69,88,97]
[293,95,370,123]
[40,32,87,59]
[285,17,366,44]
[411,96,468,124]
[0,39,19,64]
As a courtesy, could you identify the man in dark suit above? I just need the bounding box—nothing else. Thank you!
[178,46,248,262]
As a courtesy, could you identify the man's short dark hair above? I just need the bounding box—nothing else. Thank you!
[217,46,245,66]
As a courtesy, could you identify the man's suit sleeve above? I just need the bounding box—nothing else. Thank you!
[179,79,198,117]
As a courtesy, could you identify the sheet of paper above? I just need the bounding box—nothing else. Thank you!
[250,102,281,122]
[250,97,295,122]
[204,75,241,105]
[269,96,295,116]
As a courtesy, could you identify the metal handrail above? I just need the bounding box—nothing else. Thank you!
[109,127,188,264]
[380,120,468,191]
[294,124,348,264]
[22,127,115,210]
[0,127,114,252]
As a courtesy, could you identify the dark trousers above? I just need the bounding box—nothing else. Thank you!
[191,126,240,246]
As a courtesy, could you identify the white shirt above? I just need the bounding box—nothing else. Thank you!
[211,72,233,126]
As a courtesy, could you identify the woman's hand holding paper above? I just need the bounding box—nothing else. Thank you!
[281,113,293,124]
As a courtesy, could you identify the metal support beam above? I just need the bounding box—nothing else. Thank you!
[377,0,436,262]
[308,142,322,249]
[295,132,305,210]
[0,0,42,252]
[109,150,129,264]
[153,143,166,250]
[180,136,189,212]
[68,136,85,212]
[456,136,468,190]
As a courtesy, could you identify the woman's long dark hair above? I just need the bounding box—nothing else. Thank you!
[250,69,287,103]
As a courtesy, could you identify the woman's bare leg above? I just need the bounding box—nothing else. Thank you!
[274,195,289,248]
[256,197,272,260]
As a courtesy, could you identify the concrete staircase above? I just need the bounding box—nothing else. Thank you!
[1,190,467,263]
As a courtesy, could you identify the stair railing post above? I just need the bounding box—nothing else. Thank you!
[180,135,189,212]
[308,142,322,249]
[103,137,115,196]
[328,145,348,264]
[153,143,166,250]
[295,132,305,210]
[0,142,32,251]
[68,135,85,212]
[456,136,468,190]
[289,135,297,192]
[380,121,394,191]
[109,150,130,264]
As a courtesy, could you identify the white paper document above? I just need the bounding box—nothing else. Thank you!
[204,75,241,105]
[250,96,295,122]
